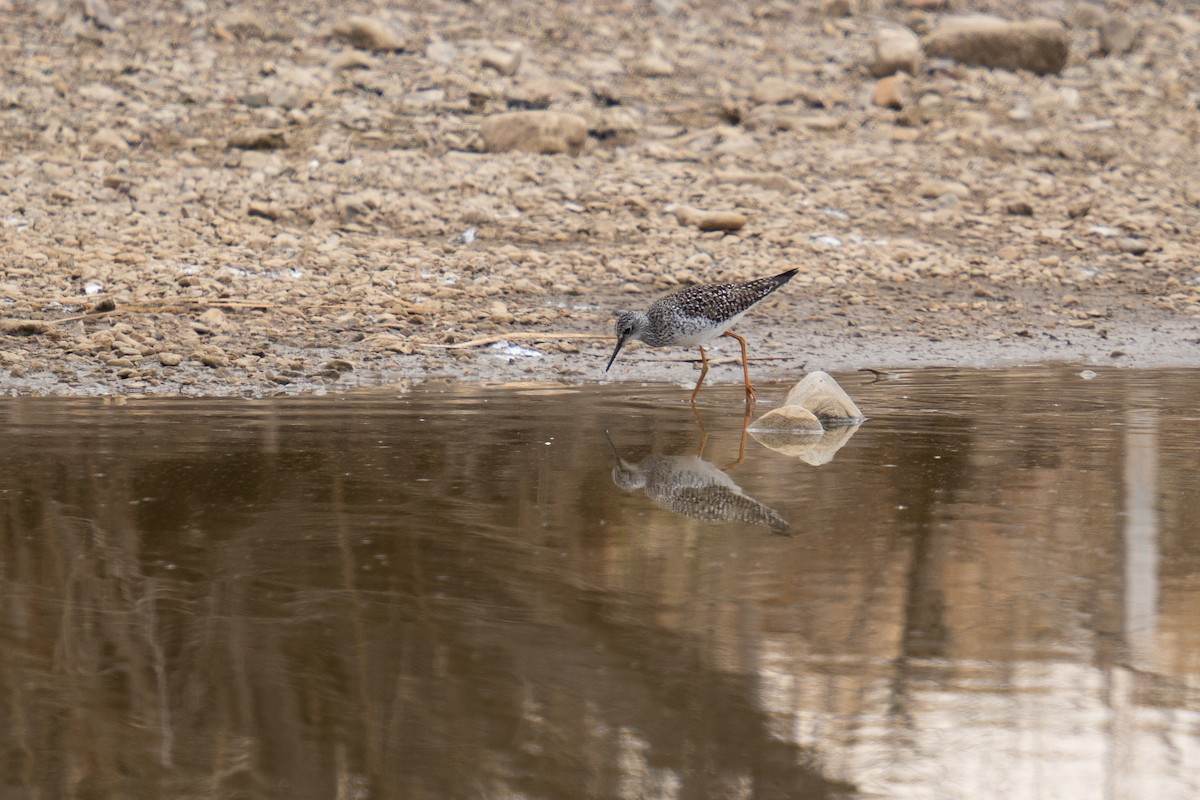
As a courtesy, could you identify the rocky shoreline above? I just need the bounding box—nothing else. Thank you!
[2,0,1198,396]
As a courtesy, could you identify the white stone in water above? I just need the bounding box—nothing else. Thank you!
[782,371,865,424]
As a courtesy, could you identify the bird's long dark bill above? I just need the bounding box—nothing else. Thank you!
[605,337,625,371]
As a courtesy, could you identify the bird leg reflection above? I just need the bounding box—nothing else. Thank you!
[691,401,709,457]
[689,345,710,405]
[726,402,753,470]
[690,401,752,471]
[722,330,755,405]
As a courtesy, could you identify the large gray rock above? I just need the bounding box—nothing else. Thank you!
[782,371,865,424]
[922,16,1070,75]
[480,111,588,155]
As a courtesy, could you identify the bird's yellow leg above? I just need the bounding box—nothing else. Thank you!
[722,330,755,404]
[689,345,710,405]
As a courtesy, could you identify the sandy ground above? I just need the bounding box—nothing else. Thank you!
[1,0,1198,396]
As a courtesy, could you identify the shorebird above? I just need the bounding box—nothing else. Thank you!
[605,268,798,403]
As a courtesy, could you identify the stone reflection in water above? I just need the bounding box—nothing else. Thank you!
[605,429,790,534]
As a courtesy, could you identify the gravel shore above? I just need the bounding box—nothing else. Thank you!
[2,0,1198,396]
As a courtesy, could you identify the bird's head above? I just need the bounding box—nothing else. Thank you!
[605,311,647,372]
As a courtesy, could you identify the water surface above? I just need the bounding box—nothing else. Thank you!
[1,367,1198,799]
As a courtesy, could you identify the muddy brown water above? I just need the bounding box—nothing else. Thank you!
[1,367,1198,800]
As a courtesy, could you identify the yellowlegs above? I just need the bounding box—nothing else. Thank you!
[605,268,798,403]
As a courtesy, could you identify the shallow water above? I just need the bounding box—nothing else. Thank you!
[1,367,1198,800]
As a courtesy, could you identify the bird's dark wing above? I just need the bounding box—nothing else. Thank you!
[660,272,795,324]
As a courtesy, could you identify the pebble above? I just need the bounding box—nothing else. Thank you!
[870,27,922,77]
[922,15,1070,75]
[714,171,798,193]
[228,128,286,150]
[751,76,809,105]
[1118,238,1148,255]
[91,127,129,151]
[481,45,523,76]
[630,54,675,77]
[1099,14,1137,55]
[820,0,856,17]
[426,39,457,65]
[332,15,405,52]
[1005,200,1034,216]
[665,204,747,233]
[479,111,588,155]
[330,50,378,71]
[871,75,907,110]
[916,179,970,199]
[158,352,183,366]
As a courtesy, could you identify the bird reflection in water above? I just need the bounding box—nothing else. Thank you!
[605,417,789,534]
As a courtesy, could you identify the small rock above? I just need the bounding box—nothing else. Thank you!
[630,53,675,77]
[158,352,183,366]
[426,39,458,65]
[915,178,970,199]
[1098,14,1137,55]
[479,111,588,155]
[1067,3,1106,29]
[871,74,907,110]
[781,371,865,424]
[330,50,378,70]
[199,307,229,328]
[1005,200,1034,216]
[248,201,282,220]
[241,90,269,108]
[335,190,383,219]
[193,346,229,368]
[665,205,747,233]
[216,8,268,40]
[91,127,129,151]
[751,76,808,105]
[1118,237,1148,255]
[871,27,922,77]
[83,0,118,30]
[922,15,1070,75]
[0,319,55,336]
[332,15,405,52]
[1068,198,1093,218]
[228,127,286,150]
[714,171,798,193]
[820,0,856,17]
[481,45,523,76]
